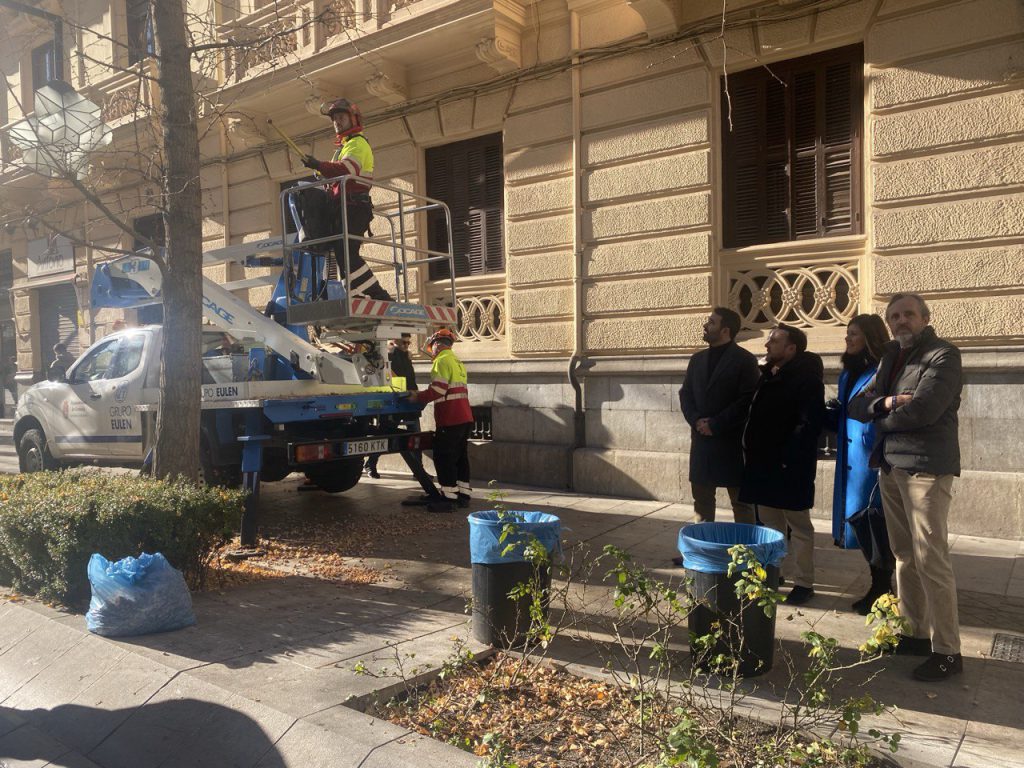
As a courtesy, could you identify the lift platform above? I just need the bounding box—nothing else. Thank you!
[279,176,459,340]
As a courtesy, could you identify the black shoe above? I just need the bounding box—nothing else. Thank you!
[890,634,933,656]
[368,470,381,479]
[785,585,815,606]
[427,499,457,514]
[671,556,684,567]
[401,494,440,507]
[853,567,894,615]
[457,493,471,509]
[913,652,962,682]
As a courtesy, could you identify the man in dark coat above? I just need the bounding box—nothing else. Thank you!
[679,307,759,525]
[849,293,963,683]
[740,324,825,605]
[365,334,443,504]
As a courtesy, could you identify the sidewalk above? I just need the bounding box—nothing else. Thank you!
[1,471,1022,768]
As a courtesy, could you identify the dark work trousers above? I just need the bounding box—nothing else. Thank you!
[337,200,391,300]
[433,422,472,500]
[293,187,391,301]
[365,418,440,498]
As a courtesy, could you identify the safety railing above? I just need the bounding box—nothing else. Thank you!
[278,175,457,330]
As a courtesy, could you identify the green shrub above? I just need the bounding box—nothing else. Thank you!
[0,470,244,605]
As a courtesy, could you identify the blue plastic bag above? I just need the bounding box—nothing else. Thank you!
[86,552,196,637]
[677,523,786,574]
[468,510,561,565]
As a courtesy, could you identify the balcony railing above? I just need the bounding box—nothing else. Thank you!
[426,275,507,350]
[215,0,428,84]
[727,249,862,330]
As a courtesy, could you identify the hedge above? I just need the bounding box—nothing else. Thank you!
[0,470,244,605]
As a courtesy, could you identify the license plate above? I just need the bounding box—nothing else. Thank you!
[343,438,389,456]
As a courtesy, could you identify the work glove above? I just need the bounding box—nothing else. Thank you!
[301,155,320,170]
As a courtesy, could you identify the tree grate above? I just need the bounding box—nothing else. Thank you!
[991,633,1024,663]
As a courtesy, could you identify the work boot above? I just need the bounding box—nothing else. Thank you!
[912,652,962,682]
[427,498,457,514]
[852,566,893,615]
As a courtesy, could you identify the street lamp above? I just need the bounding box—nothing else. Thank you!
[8,81,112,180]
[2,1,112,180]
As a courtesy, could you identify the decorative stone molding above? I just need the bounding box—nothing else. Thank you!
[455,292,506,342]
[365,69,407,105]
[475,35,522,74]
[321,0,358,37]
[225,116,267,149]
[728,262,859,329]
[626,0,682,39]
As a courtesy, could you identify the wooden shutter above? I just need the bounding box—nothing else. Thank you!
[426,132,505,280]
[722,44,862,247]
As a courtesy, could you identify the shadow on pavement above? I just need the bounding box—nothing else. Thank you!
[0,700,285,768]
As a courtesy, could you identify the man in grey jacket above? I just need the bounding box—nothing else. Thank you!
[849,293,963,682]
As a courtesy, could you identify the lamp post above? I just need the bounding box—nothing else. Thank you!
[3,1,112,179]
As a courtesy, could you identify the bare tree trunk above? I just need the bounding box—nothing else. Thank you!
[151,0,202,482]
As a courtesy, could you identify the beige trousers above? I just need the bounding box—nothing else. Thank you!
[756,505,815,588]
[880,468,960,655]
[691,483,756,525]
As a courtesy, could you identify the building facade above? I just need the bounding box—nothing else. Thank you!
[1,0,1022,538]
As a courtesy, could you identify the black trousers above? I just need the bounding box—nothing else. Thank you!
[365,418,440,498]
[293,187,391,301]
[433,422,472,500]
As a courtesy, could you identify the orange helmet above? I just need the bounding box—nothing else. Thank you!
[320,98,363,131]
[426,328,457,348]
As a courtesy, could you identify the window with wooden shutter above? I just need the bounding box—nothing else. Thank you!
[426,133,505,280]
[722,45,862,248]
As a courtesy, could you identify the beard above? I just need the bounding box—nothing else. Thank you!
[895,331,917,348]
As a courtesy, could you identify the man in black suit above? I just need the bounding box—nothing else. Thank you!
[679,308,760,529]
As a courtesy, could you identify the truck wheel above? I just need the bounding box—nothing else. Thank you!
[19,428,58,473]
[304,457,363,493]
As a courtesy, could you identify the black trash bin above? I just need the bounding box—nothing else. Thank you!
[678,522,786,677]
[468,510,561,648]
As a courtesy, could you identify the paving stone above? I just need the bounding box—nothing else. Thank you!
[0,722,70,767]
[87,674,295,768]
[0,622,85,702]
[258,708,477,768]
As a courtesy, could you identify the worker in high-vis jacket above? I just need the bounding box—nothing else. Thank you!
[405,329,473,513]
[301,98,391,301]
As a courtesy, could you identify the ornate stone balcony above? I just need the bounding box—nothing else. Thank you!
[726,241,865,330]
[426,275,507,357]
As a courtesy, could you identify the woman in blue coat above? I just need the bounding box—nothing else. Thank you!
[826,314,895,615]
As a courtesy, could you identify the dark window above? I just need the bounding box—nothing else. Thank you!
[722,44,863,248]
[126,0,156,64]
[426,133,504,280]
[133,212,164,251]
[31,42,57,91]
[0,250,12,322]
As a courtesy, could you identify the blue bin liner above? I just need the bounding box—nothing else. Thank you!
[86,552,196,637]
[677,522,786,574]
[468,510,561,565]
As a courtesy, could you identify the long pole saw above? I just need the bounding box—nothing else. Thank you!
[266,118,307,160]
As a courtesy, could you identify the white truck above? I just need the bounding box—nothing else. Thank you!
[12,177,458,529]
